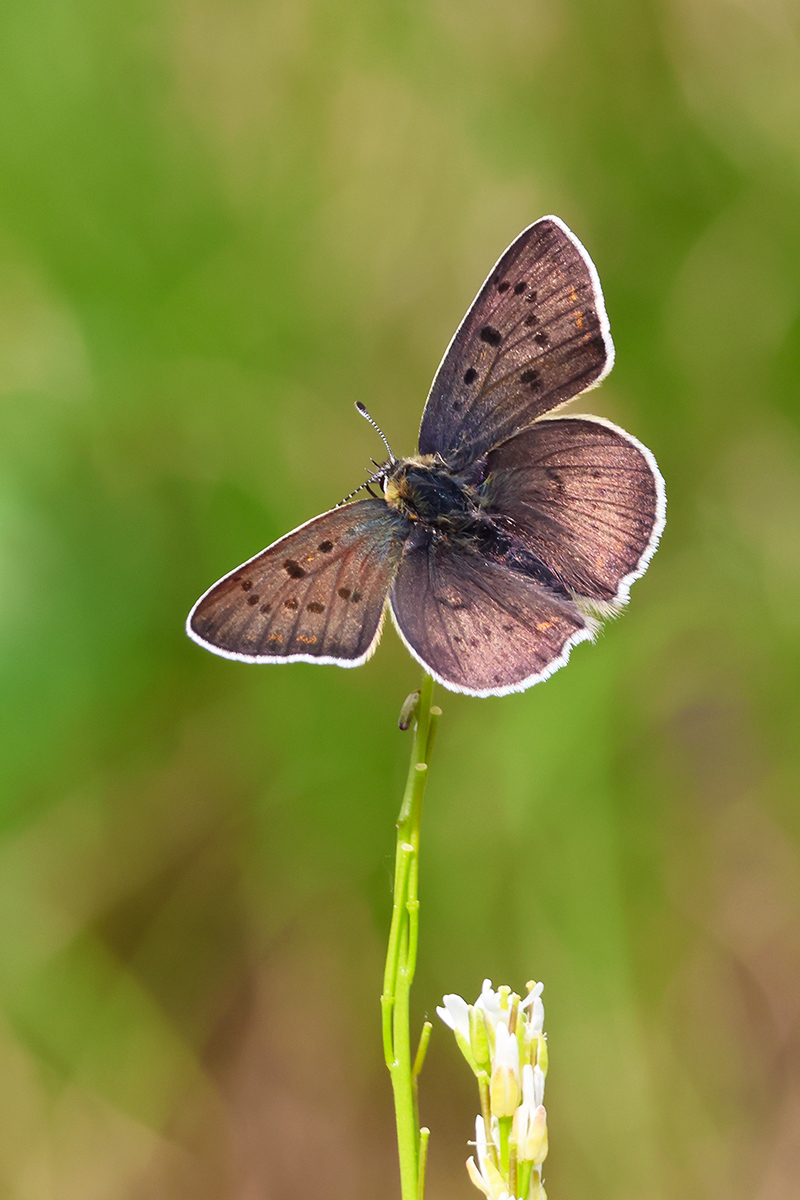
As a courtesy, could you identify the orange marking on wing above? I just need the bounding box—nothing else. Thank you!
[296,634,317,645]
[535,620,555,632]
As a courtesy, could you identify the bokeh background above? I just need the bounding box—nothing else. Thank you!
[1,0,799,1197]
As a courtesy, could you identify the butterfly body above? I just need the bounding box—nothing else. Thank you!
[385,455,481,529]
[188,216,666,696]
[385,454,570,596]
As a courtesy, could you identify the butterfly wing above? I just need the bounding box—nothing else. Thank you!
[419,216,613,466]
[389,532,595,697]
[482,415,666,608]
[187,499,407,665]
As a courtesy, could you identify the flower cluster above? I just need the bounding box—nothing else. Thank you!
[437,980,548,1200]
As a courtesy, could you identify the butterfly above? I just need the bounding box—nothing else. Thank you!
[187,216,665,697]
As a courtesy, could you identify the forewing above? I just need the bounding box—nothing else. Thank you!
[483,416,666,606]
[419,216,613,466]
[187,499,406,665]
[389,533,594,697]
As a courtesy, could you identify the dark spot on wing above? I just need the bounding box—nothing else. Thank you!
[241,580,252,591]
[338,586,351,599]
[545,468,562,483]
[351,590,362,603]
[463,367,477,385]
[318,540,334,553]
[307,601,325,613]
[452,400,462,412]
[520,368,540,390]
[503,624,514,633]
[260,603,271,613]
[534,331,549,346]
[247,594,260,606]
[513,281,526,294]
[284,598,299,610]
[524,313,539,327]
[497,280,510,293]
[283,559,306,579]
[591,469,603,479]
[453,635,462,643]
[525,290,538,303]
[480,325,502,347]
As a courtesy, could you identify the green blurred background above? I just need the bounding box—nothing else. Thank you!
[1,0,799,1196]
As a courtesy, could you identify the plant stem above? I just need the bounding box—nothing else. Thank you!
[381,672,438,1200]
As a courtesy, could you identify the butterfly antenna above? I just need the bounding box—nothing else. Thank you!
[336,464,385,506]
[355,402,395,463]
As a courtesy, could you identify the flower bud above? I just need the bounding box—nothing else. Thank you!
[466,1154,508,1200]
[490,1021,520,1116]
[528,1174,547,1200]
[525,1105,548,1165]
[470,1003,491,1073]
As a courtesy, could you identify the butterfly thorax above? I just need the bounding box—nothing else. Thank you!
[384,456,479,530]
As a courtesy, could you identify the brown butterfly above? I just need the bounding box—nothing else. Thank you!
[187,216,665,696]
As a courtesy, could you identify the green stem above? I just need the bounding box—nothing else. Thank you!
[418,1128,430,1200]
[499,1115,513,1174]
[381,672,438,1200]
[518,1158,533,1200]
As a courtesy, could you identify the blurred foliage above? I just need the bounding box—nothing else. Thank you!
[1,0,799,1197]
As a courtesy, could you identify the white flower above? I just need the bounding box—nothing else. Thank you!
[437,992,470,1041]
[436,990,483,1071]
[466,1116,508,1199]
[474,981,517,1076]
[475,978,507,1027]
[520,981,544,1035]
